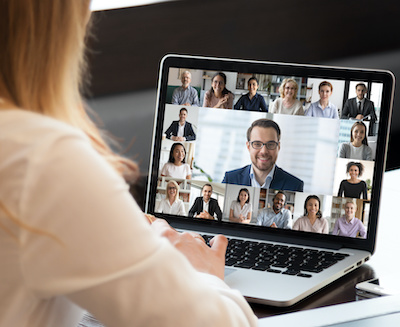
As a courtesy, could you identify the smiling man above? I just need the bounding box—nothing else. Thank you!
[188,184,223,221]
[222,118,304,192]
[341,83,377,135]
[256,191,292,229]
[171,71,199,106]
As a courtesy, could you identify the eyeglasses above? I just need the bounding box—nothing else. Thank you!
[250,141,279,150]
[167,187,177,191]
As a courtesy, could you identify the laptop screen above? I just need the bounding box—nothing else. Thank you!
[146,55,394,252]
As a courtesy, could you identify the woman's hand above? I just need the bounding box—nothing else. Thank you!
[151,219,228,279]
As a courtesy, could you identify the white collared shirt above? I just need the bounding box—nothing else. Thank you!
[250,164,276,188]
[177,122,185,138]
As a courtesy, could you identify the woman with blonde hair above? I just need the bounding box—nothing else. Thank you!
[156,180,186,215]
[270,78,304,115]
[0,2,256,326]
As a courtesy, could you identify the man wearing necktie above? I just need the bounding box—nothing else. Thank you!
[341,83,377,135]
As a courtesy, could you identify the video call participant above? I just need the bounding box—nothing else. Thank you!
[171,70,200,106]
[292,195,329,234]
[234,77,268,112]
[341,83,377,135]
[339,121,373,161]
[229,188,252,224]
[222,119,304,192]
[256,191,292,229]
[155,180,186,216]
[337,161,368,199]
[332,201,366,238]
[305,81,339,119]
[203,72,234,109]
[270,78,304,115]
[161,143,192,179]
[189,184,223,221]
[164,108,196,141]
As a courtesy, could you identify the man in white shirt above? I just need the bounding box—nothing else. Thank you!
[341,83,377,135]
[165,108,196,141]
[188,184,223,221]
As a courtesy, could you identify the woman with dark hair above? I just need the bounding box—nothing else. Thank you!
[161,142,192,179]
[338,162,368,199]
[234,77,267,111]
[339,121,373,160]
[292,195,329,233]
[203,72,234,109]
[229,188,252,223]
[305,81,339,119]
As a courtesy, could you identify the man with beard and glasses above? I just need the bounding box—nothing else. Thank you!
[222,118,303,192]
[256,191,292,229]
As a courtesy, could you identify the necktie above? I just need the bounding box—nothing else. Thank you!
[358,101,361,114]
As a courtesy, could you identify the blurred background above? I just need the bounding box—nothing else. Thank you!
[85,0,400,186]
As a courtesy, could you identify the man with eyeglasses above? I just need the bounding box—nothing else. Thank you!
[222,118,304,192]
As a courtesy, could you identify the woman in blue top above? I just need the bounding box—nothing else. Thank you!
[305,81,339,119]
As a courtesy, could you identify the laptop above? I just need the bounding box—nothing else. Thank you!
[145,54,395,306]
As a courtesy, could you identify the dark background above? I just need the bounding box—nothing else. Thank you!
[86,0,400,173]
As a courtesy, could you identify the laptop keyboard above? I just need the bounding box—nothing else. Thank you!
[201,234,349,278]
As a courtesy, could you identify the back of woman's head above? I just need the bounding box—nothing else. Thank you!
[0,1,139,183]
[0,1,90,118]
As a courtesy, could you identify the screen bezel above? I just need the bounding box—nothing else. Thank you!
[146,54,395,254]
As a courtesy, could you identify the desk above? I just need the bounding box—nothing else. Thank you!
[78,170,400,326]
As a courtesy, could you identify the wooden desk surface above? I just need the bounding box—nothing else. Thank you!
[78,170,400,325]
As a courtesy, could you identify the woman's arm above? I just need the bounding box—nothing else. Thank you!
[21,131,257,327]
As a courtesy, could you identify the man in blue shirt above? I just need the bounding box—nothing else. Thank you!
[256,191,292,229]
[171,71,200,106]
[234,77,268,112]
[222,118,304,192]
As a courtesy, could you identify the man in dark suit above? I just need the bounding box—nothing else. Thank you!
[222,119,304,192]
[164,107,196,141]
[188,184,223,221]
[341,83,377,135]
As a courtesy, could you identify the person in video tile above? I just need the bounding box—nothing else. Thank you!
[171,70,200,106]
[161,143,192,179]
[339,121,373,161]
[293,195,329,234]
[337,162,367,199]
[270,78,304,115]
[189,184,223,221]
[341,83,377,135]
[234,77,268,112]
[164,107,196,141]
[229,188,252,224]
[203,72,234,109]
[305,81,339,119]
[155,180,186,216]
[256,191,292,229]
[222,118,304,192]
[332,201,366,238]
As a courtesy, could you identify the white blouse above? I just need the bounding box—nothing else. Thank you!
[161,162,191,179]
[156,198,186,216]
[230,201,252,219]
[0,110,257,327]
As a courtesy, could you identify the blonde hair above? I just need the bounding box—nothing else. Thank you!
[279,78,298,99]
[0,1,138,182]
[0,1,138,239]
[166,180,180,202]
